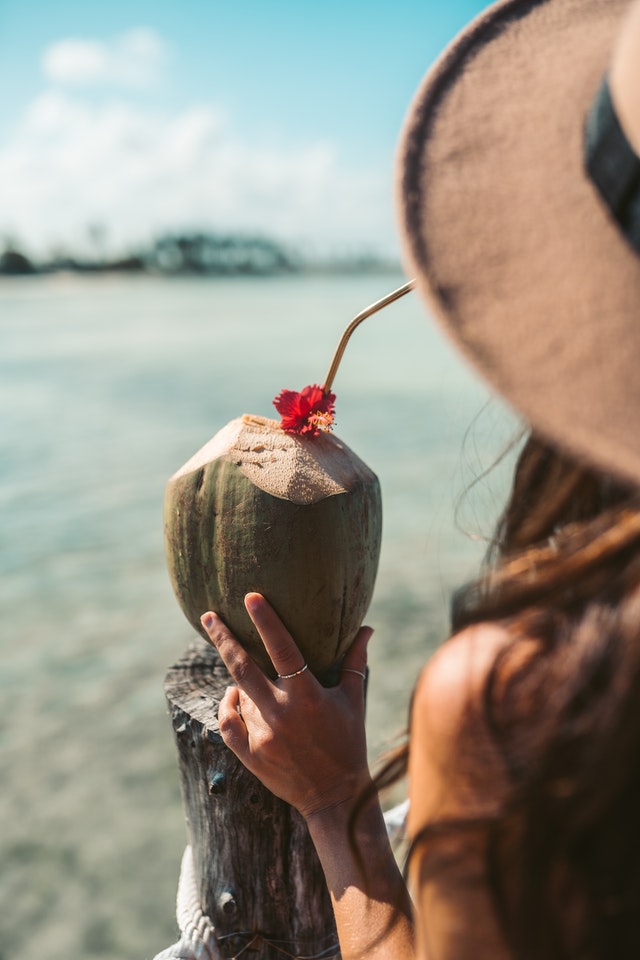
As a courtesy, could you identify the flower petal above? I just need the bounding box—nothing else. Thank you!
[273,384,336,436]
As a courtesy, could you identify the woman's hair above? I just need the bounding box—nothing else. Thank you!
[456,433,640,959]
[364,433,640,959]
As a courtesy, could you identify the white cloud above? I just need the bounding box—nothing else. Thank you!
[0,64,395,259]
[42,28,168,89]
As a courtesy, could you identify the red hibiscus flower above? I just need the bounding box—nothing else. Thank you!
[273,384,336,436]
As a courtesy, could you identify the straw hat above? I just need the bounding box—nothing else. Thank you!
[397,0,640,486]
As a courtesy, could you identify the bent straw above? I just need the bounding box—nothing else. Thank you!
[322,279,416,393]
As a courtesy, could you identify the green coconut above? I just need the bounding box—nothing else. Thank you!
[164,414,382,680]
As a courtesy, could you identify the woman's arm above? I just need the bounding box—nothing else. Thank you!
[201,593,414,960]
[304,796,413,960]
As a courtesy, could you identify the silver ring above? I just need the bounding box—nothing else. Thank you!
[342,668,366,680]
[277,663,309,680]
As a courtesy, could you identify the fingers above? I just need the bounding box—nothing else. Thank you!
[203,597,372,701]
[344,624,373,671]
[244,593,310,680]
[341,626,373,690]
[200,610,271,700]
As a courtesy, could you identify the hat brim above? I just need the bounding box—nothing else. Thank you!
[397,0,640,485]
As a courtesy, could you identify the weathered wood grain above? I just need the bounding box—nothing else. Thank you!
[164,638,338,960]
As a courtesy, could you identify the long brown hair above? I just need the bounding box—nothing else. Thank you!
[453,434,640,957]
[368,433,640,958]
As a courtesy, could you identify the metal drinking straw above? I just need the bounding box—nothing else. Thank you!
[322,279,416,393]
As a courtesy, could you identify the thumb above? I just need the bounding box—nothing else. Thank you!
[217,685,248,758]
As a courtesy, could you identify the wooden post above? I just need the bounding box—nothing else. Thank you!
[157,637,339,960]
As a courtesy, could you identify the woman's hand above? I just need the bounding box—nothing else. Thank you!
[200,593,373,821]
[202,596,415,960]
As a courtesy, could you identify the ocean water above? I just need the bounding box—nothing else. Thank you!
[0,272,518,959]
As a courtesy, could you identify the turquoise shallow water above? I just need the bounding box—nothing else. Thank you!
[0,272,517,959]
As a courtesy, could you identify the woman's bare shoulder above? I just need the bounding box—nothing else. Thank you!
[412,622,511,734]
[408,622,513,828]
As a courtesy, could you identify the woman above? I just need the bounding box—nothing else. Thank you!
[202,0,640,956]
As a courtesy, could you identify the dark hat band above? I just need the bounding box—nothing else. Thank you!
[585,76,640,254]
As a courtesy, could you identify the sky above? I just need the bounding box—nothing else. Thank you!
[0,0,488,260]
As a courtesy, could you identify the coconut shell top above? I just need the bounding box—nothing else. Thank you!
[171,413,375,504]
[164,414,382,680]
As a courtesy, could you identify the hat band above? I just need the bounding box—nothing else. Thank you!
[585,76,640,254]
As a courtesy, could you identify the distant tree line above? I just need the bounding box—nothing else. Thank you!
[150,233,293,275]
[0,232,293,277]
[0,248,36,275]
[0,231,397,278]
